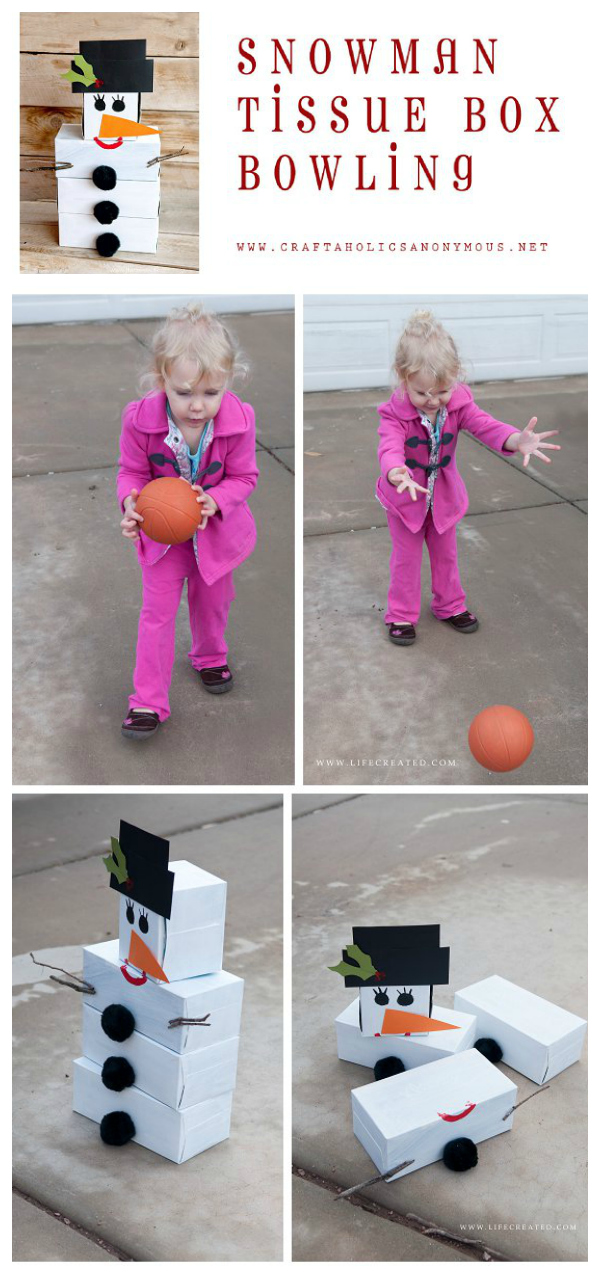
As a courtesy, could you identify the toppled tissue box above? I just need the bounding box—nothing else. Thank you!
[454,974,587,1085]
[336,998,476,1070]
[351,1047,517,1178]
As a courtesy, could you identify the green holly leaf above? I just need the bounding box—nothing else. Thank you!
[102,836,129,885]
[61,53,97,88]
[328,943,376,981]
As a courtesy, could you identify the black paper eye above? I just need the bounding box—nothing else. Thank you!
[125,900,134,925]
[397,988,414,1006]
[139,912,149,934]
[112,96,126,112]
[93,94,106,111]
[373,987,389,1006]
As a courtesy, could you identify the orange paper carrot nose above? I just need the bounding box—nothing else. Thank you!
[99,115,160,138]
[128,930,169,982]
[381,1010,460,1035]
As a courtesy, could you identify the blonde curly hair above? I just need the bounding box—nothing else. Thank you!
[141,302,249,392]
[393,309,466,388]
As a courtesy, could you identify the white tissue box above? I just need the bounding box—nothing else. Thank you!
[454,974,587,1084]
[83,939,243,1053]
[73,1056,232,1163]
[81,1002,239,1109]
[336,998,476,1070]
[351,1047,517,1178]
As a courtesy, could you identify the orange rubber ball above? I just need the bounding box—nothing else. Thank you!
[136,477,201,545]
[468,705,534,773]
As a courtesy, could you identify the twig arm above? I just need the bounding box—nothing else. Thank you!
[335,1159,415,1200]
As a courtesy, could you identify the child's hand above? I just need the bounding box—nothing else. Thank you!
[388,466,428,502]
[191,485,220,531]
[121,489,144,541]
[513,418,561,467]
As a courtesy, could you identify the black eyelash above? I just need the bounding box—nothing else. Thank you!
[396,988,414,1006]
[373,986,389,1006]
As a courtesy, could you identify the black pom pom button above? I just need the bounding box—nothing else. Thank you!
[443,1137,479,1172]
[92,165,117,191]
[100,1003,135,1043]
[374,1056,405,1081]
[475,1037,503,1064]
[94,200,119,225]
[100,1111,136,1147]
[96,232,120,258]
[101,1056,136,1092]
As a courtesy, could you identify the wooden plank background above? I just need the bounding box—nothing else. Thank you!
[20,11,199,274]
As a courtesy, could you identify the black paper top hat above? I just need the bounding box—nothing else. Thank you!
[339,925,450,987]
[107,820,174,919]
[69,39,154,94]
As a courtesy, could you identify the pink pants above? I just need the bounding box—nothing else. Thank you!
[385,511,466,625]
[130,540,235,721]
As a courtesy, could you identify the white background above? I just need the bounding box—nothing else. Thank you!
[201,0,590,293]
[9,0,593,1272]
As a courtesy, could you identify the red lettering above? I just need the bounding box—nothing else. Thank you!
[237,97,258,132]
[365,97,388,133]
[239,155,259,190]
[536,97,559,131]
[345,38,377,73]
[272,39,294,75]
[434,39,457,74]
[237,38,256,75]
[274,155,296,190]
[465,98,486,131]
[406,98,426,132]
[474,39,497,73]
[415,155,438,189]
[500,97,522,132]
[310,155,342,190]
[330,97,349,133]
[298,97,316,133]
[391,39,419,73]
[453,155,472,191]
[309,39,332,74]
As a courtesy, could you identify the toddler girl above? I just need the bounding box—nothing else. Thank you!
[118,304,259,738]
[377,310,559,645]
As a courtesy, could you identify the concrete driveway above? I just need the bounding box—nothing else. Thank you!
[13,309,294,785]
[292,794,587,1262]
[304,377,587,784]
[13,794,283,1261]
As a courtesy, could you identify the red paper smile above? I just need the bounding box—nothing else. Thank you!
[437,1102,476,1122]
[94,137,124,149]
[121,961,147,986]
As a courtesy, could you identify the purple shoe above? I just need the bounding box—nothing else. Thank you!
[199,665,233,694]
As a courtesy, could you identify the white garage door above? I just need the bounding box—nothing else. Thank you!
[304,295,588,391]
[12,294,294,325]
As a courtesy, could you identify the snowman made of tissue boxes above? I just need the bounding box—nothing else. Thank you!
[56,39,161,258]
[73,821,243,1163]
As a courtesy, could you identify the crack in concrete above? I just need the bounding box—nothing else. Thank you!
[13,441,292,481]
[293,796,361,820]
[12,1186,134,1261]
[304,498,585,539]
[13,801,283,878]
[292,1167,513,1262]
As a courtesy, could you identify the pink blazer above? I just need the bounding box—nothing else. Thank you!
[117,390,259,585]
[377,383,516,533]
